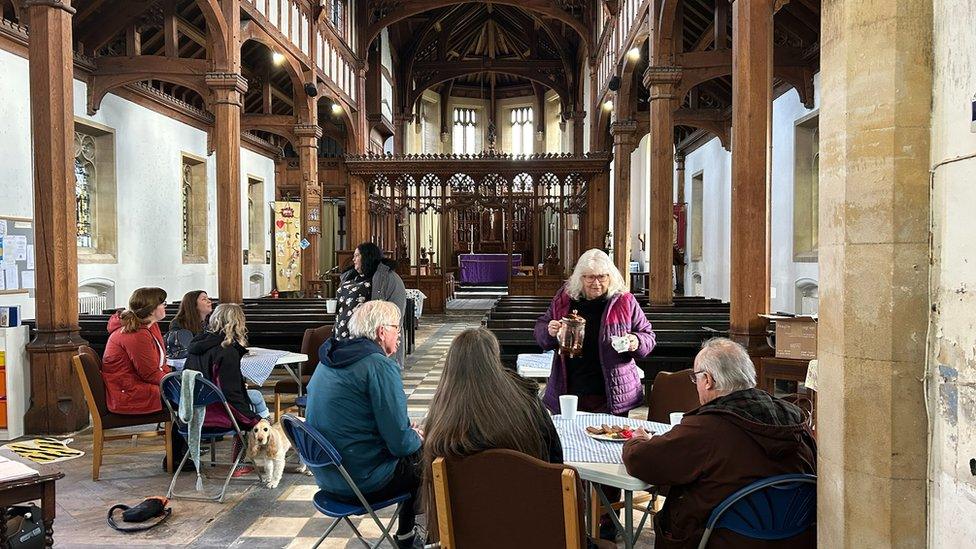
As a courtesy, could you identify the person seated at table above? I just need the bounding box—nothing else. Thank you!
[102,287,171,414]
[306,300,421,549]
[421,327,563,542]
[622,338,817,549]
[169,290,213,335]
[336,242,407,366]
[183,303,269,429]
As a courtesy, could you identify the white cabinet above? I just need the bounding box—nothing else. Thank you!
[0,326,30,439]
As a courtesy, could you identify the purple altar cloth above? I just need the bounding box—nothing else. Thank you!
[459,254,522,284]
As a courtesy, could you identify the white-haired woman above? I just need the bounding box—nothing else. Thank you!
[184,303,268,431]
[306,300,423,549]
[534,248,656,417]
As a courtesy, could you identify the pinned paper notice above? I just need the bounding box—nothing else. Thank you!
[21,270,34,290]
[0,220,6,237]
[299,238,311,250]
[26,245,34,270]
[2,264,18,290]
[2,236,26,261]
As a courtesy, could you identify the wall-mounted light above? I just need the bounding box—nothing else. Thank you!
[627,47,641,61]
[602,100,614,111]
[331,102,343,114]
[272,51,286,65]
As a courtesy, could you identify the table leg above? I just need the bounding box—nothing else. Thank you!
[298,361,304,397]
[43,479,57,548]
[624,490,634,549]
[44,520,54,548]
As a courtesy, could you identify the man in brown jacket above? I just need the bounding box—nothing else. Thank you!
[622,338,816,548]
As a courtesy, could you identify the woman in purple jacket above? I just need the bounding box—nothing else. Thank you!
[534,248,656,540]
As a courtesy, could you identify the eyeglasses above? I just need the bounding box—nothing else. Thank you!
[689,369,706,384]
[582,274,610,282]
[383,324,400,333]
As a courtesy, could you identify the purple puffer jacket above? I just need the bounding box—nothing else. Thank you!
[534,289,656,415]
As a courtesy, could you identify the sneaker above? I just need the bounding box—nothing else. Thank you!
[231,465,255,478]
[395,528,417,549]
[599,519,620,542]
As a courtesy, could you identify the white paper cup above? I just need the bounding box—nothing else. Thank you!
[326,299,337,314]
[559,395,579,420]
[670,412,684,426]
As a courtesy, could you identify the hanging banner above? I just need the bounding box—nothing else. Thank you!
[273,201,302,292]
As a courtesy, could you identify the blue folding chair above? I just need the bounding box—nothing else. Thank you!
[698,473,816,549]
[160,372,251,503]
[281,414,410,549]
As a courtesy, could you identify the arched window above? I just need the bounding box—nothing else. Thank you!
[249,273,266,297]
[453,107,477,155]
[510,107,534,155]
[181,154,208,263]
[74,121,118,262]
[74,132,96,248]
[78,279,116,314]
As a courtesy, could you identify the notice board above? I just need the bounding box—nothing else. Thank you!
[0,216,35,297]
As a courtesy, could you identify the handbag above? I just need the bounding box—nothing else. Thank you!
[4,504,45,549]
[107,497,172,533]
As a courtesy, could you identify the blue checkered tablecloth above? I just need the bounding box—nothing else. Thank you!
[553,414,673,464]
[170,347,291,386]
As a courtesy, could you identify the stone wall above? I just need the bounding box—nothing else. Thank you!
[929,0,976,545]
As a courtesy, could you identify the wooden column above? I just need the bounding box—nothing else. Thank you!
[565,110,586,155]
[295,123,322,292]
[645,66,682,305]
[347,174,369,246]
[392,113,411,155]
[23,0,88,434]
[584,170,610,251]
[207,72,247,303]
[729,0,773,350]
[610,119,638,285]
[356,65,368,153]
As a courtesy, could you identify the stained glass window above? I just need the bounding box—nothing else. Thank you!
[182,163,192,253]
[510,107,534,156]
[74,132,95,248]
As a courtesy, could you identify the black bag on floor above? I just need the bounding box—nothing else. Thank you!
[107,497,172,533]
[4,504,44,549]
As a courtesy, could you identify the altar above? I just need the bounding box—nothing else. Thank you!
[458,254,522,284]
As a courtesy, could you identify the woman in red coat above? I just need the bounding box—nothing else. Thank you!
[101,287,171,414]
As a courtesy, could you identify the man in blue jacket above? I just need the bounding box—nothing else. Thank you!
[307,300,423,549]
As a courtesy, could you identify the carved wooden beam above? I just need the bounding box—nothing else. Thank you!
[87,55,212,114]
[76,0,158,53]
[242,113,299,147]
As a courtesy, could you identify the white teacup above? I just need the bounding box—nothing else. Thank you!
[559,395,579,420]
[611,335,630,353]
[670,412,684,426]
[325,298,338,314]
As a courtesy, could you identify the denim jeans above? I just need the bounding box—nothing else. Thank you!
[247,389,271,419]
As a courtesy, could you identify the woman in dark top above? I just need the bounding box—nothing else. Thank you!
[170,290,213,334]
[421,328,562,543]
[335,242,407,365]
[184,303,268,430]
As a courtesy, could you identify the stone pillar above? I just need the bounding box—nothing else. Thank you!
[817,1,932,546]
[610,119,638,284]
[729,0,772,350]
[23,0,88,434]
[295,123,322,292]
[207,72,247,303]
[645,66,682,305]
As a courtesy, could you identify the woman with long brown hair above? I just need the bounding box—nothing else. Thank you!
[422,328,562,520]
[169,290,212,335]
[102,287,171,414]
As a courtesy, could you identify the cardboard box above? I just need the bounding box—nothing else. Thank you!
[764,315,818,360]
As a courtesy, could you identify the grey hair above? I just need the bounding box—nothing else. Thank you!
[565,248,627,300]
[695,338,756,392]
[348,300,401,341]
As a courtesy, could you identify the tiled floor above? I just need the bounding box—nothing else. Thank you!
[30,313,654,548]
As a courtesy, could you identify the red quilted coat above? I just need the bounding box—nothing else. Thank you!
[101,313,171,414]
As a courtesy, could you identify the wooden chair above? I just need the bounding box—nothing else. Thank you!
[428,450,614,549]
[71,346,172,481]
[274,325,332,420]
[647,368,701,424]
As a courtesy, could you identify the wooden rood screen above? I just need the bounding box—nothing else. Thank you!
[344,152,610,298]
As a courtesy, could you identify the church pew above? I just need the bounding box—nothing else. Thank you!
[484,317,729,331]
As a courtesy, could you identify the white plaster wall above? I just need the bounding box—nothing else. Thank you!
[630,134,650,269]
[928,0,976,545]
[678,76,820,311]
[0,48,275,317]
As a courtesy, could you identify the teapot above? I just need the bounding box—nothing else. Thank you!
[557,309,586,358]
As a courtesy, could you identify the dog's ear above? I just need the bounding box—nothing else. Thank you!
[245,429,258,460]
[267,426,279,458]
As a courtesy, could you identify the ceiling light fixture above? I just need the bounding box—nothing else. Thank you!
[603,100,614,111]
[272,51,285,65]
[627,47,641,61]
[331,102,342,114]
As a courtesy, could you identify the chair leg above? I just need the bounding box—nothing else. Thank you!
[345,517,372,549]
[164,422,174,473]
[312,517,345,549]
[274,394,282,423]
[92,428,104,481]
[167,448,193,499]
[368,502,402,549]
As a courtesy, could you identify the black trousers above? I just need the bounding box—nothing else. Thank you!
[333,450,423,536]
